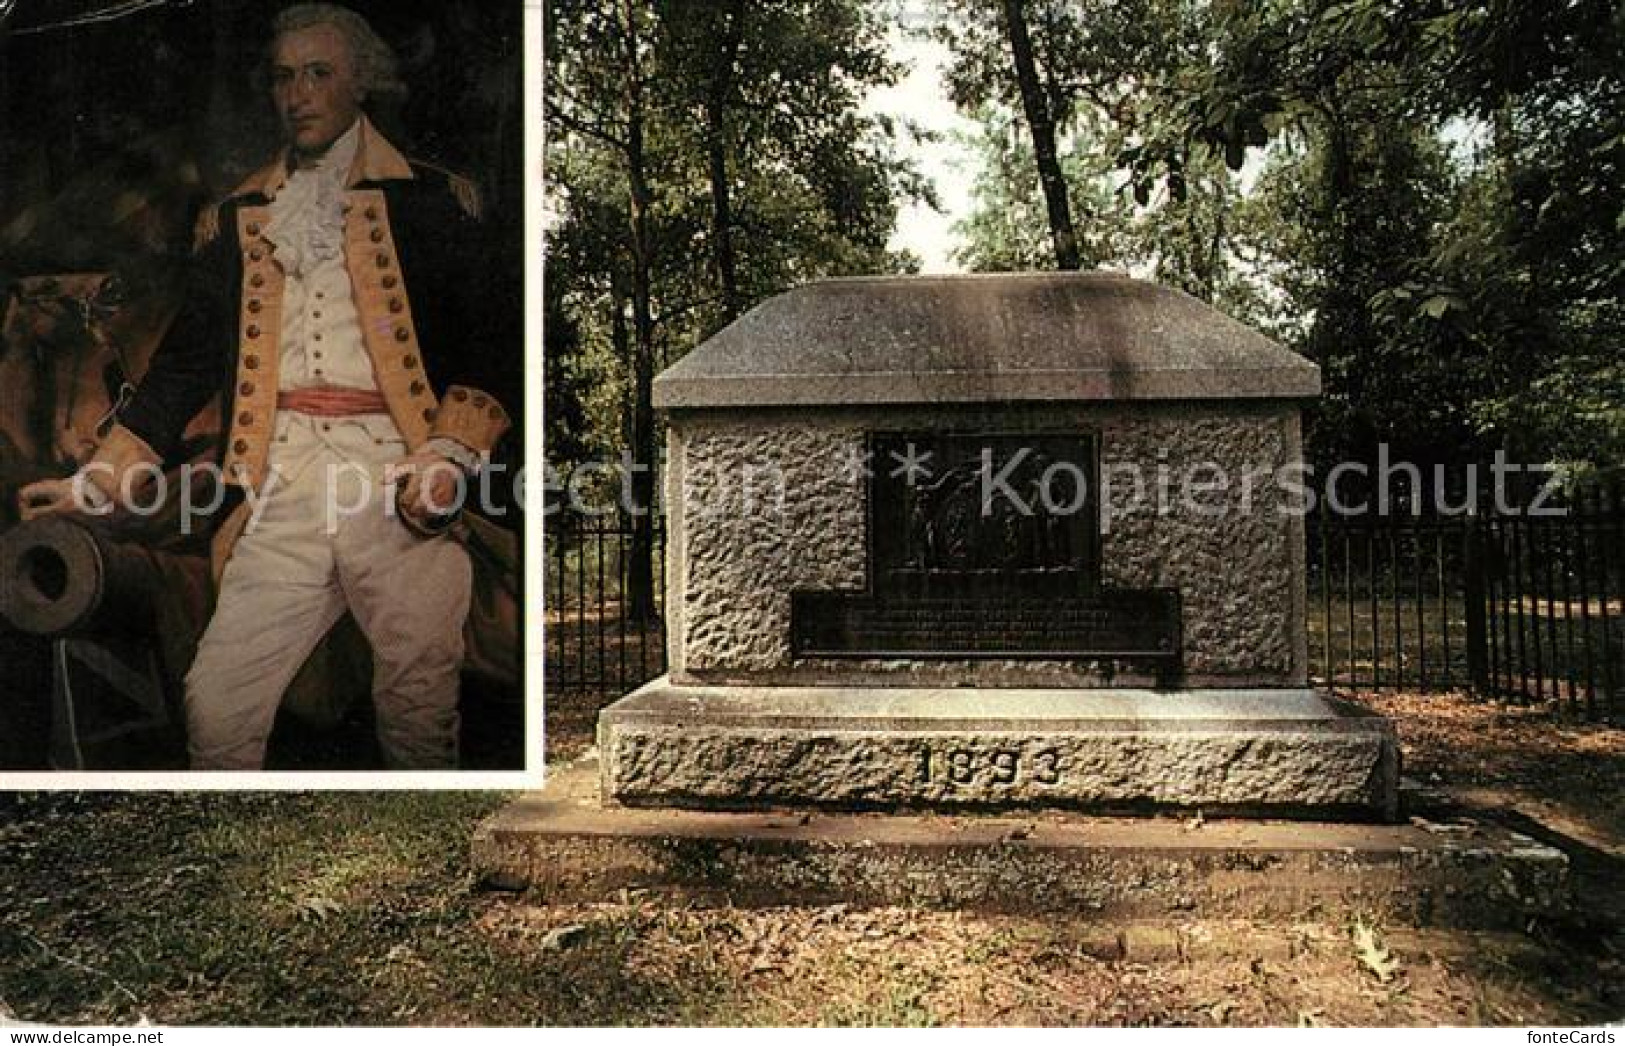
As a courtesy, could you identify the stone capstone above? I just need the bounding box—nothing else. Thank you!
[653,273,1321,408]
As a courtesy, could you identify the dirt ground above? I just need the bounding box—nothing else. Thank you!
[0,688,1620,1026]
[1360,690,1625,851]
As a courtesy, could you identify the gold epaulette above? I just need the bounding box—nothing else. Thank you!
[411,159,484,220]
[449,173,483,220]
[192,202,224,254]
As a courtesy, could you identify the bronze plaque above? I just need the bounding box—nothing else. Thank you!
[791,432,1181,664]
[792,590,1180,658]
[867,432,1099,596]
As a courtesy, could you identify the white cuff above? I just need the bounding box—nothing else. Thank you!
[426,436,481,473]
[71,471,113,512]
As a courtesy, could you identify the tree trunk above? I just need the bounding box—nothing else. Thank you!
[705,0,747,326]
[1001,0,1080,270]
[621,0,659,624]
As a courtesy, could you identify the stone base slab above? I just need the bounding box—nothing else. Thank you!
[473,758,1568,929]
[598,679,1401,821]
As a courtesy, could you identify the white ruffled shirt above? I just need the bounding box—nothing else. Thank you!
[264,119,359,280]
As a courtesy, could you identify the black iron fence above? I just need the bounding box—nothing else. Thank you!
[1308,482,1624,718]
[544,512,668,699]
[547,480,1625,719]
[1477,487,1622,715]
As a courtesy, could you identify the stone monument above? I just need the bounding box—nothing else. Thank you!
[596,272,1400,820]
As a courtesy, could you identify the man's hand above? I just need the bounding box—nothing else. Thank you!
[17,477,98,521]
[391,448,465,531]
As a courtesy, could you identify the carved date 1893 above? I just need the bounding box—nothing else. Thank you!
[916,746,1062,787]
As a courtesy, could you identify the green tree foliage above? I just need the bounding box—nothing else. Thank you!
[936,0,1211,271]
[938,0,1265,311]
[942,0,1623,474]
[1242,108,1480,468]
[948,105,1125,273]
[546,0,925,614]
[546,0,926,462]
[1135,0,1625,473]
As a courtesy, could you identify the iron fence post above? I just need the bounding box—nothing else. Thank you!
[1464,511,1490,694]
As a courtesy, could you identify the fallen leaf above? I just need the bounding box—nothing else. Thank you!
[541,924,587,953]
[1352,921,1400,983]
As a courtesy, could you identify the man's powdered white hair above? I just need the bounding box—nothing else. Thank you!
[271,3,406,102]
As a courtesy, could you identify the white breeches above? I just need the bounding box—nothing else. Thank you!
[184,415,471,770]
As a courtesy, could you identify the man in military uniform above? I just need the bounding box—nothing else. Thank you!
[19,4,516,770]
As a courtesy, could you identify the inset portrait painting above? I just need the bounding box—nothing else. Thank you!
[0,1,525,776]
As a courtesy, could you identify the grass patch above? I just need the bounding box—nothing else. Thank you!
[0,793,728,1025]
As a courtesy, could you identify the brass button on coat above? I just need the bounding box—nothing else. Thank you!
[395,327,411,342]
[244,355,260,369]
[238,411,253,426]
[233,439,248,454]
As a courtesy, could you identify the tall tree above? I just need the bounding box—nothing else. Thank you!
[663,0,750,326]
[944,0,1265,319]
[1000,0,1081,269]
[546,0,927,617]
[937,0,1094,270]
[546,0,664,619]
[949,104,1129,274]
[701,0,747,323]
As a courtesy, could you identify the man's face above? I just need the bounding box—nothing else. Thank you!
[270,23,364,160]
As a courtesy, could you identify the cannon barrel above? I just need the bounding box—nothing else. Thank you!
[0,515,193,635]
[1,503,518,680]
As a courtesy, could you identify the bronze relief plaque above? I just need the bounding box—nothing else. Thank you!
[791,432,1180,664]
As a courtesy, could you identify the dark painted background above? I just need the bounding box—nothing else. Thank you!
[0,0,523,277]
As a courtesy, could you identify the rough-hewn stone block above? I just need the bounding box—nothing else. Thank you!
[599,680,1400,820]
